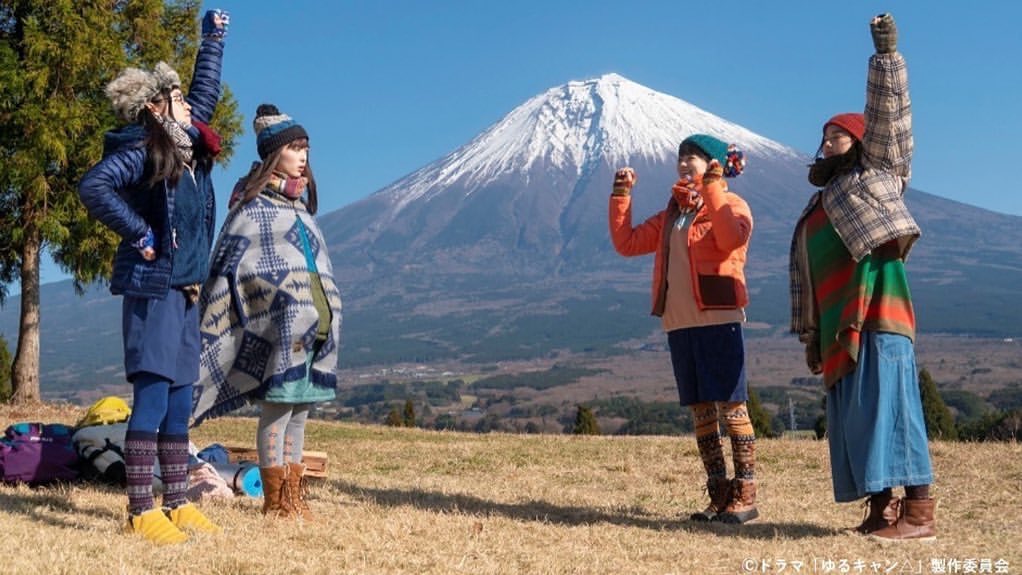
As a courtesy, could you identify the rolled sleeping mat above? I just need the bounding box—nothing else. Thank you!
[212,462,263,497]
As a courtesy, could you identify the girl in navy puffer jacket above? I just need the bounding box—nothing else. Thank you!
[78,9,229,545]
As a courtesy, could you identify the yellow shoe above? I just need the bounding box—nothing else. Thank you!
[125,508,188,545]
[166,502,221,534]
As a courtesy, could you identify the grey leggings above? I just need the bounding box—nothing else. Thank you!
[256,402,311,467]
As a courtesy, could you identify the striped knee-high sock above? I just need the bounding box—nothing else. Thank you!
[721,402,756,481]
[125,430,158,515]
[158,434,190,509]
[691,402,727,479]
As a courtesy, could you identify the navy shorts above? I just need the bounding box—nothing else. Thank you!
[122,289,200,387]
[668,322,747,406]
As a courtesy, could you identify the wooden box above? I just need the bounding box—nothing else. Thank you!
[226,446,328,479]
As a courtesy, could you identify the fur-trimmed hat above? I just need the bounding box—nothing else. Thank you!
[823,113,865,142]
[253,104,309,159]
[105,62,182,124]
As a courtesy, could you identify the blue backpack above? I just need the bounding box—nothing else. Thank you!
[0,423,81,484]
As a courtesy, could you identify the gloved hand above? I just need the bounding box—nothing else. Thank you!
[702,159,724,185]
[612,167,636,196]
[805,338,823,375]
[870,13,896,54]
[132,227,156,261]
[202,9,230,41]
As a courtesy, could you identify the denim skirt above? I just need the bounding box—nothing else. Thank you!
[826,331,934,502]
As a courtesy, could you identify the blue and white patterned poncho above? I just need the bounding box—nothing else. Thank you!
[191,189,342,425]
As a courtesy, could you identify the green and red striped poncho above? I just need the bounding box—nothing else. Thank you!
[804,202,915,387]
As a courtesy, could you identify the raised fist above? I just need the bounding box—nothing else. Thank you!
[870,13,896,54]
[202,9,230,40]
[612,167,637,197]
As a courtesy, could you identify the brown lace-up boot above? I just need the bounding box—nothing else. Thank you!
[690,477,732,521]
[286,462,314,521]
[717,478,759,524]
[855,492,900,534]
[259,465,296,519]
[869,497,937,542]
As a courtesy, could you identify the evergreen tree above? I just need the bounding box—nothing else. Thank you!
[384,407,404,427]
[402,399,416,427]
[918,368,958,440]
[571,405,601,435]
[0,334,11,401]
[0,0,242,403]
[747,388,773,439]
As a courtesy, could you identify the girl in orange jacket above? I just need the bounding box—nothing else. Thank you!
[609,134,757,524]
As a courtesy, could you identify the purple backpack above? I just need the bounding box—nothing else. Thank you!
[1,422,81,484]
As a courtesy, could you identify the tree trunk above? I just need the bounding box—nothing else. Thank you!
[11,227,41,404]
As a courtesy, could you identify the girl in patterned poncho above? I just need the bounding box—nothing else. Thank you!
[192,104,342,521]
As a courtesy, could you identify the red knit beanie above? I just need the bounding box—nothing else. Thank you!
[824,113,865,142]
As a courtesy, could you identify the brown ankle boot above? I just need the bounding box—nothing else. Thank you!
[690,477,732,521]
[259,465,296,519]
[869,497,936,542]
[717,478,759,524]
[855,492,900,534]
[286,462,314,521]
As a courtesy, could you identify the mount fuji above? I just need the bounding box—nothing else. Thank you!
[317,73,1022,366]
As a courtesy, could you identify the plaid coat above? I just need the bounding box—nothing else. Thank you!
[789,51,921,340]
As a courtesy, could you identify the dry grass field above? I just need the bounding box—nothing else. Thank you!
[1,403,1020,575]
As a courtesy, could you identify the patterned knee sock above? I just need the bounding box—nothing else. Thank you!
[722,402,756,481]
[158,434,190,509]
[692,402,727,478]
[125,430,158,515]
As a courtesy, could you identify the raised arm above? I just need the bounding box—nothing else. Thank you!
[861,13,912,181]
[698,162,752,252]
[608,168,662,257]
[185,10,229,125]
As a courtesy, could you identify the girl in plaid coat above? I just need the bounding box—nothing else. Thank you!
[789,13,935,541]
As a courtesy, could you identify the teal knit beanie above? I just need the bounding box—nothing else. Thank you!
[678,134,728,166]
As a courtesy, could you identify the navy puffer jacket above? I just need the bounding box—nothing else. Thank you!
[79,39,224,298]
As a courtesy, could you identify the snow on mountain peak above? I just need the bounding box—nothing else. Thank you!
[381,73,799,212]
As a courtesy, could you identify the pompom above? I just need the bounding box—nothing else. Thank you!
[724,144,746,178]
[255,103,280,118]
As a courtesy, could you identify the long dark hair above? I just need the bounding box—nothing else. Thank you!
[234,139,318,214]
[140,89,184,187]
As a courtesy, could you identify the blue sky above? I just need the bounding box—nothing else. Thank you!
[35,1,1022,283]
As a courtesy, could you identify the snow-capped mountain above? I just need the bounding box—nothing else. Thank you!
[320,73,809,283]
[380,73,799,216]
